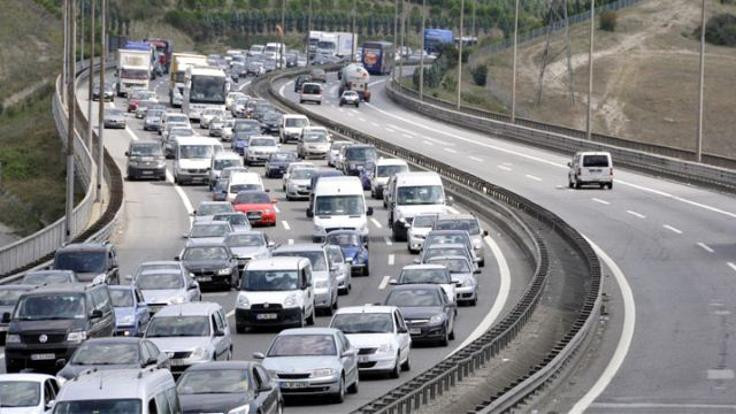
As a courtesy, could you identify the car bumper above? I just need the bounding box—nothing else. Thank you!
[114,325,141,337]
[191,271,233,286]
[314,288,331,308]
[245,154,272,163]
[277,377,340,396]
[357,353,398,371]
[236,307,302,327]
[286,188,310,199]
[176,171,209,184]
[5,346,78,372]
[349,262,367,274]
[266,167,287,178]
[405,323,447,342]
[408,235,425,251]
[128,165,166,179]
[143,123,161,131]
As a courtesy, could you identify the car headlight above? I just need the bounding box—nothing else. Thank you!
[170,295,186,305]
[429,314,445,325]
[267,369,279,377]
[236,293,250,309]
[5,334,20,344]
[313,224,324,234]
[314,279,328,289]
[283,293,299,308]
[191,346,209,360]
[228,404,250,414]
[217,267,232,275]
[67,331,88,344]
[377,343,394,354]
[118,314,136,326]
[128,160,139,167]
[310,368,336,378]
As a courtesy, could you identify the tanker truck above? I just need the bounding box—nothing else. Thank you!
[338,63,371,102]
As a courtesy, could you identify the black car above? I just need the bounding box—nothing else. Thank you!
[340,144,378,176]
[265,151,298,178]
[0,285,33,344]
[177,243,239,290]
[260,111,282,134]
[4,283,116,373]
[383,284,456,346]
[52,242,120,284]
[92,82,114,101]
[56,337,170,380]
[125,140,167,181]
[177,361,283,414]
[294,74,312,93]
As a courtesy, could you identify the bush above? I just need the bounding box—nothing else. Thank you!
[704,13,736,47]
[600,10,617,32]
[470,64,488,87]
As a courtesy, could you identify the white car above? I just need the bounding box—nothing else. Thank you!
[328,140,352,168]
[0,373,61,413]
[285,165,316,201]
[282,161,315,191]
[200,108,226,129]
[407,213,439,254]
[298,127,331,159]
[280,114,310,144]
[244,136,280,165]
[226,172,265,202]
[370,158,409,199]
[329,306,411,378]
[299,82,323,105]
[226,91,246,110]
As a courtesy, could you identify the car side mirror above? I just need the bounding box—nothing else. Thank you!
[483,230,489,237]
[258,383,273,393]
[124,151,130,156]
[144,357,158,367]
[174,256,180,261]
[397,326,408,334]
[366,207,374,216]
[306,208,314,218]
[90,309,103,319]
[265,188,271,193]
[188,282,199,290]
[474,268,481,274]
[124,274,133,282]
[267,240,276,248]
[46,400,56,410]
[342,348,357,358]
[567,162,573,168]
[252,352,265,360]
[215,329,226,337]
[2,312,10,323]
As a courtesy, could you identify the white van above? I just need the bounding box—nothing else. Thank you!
[235,257,316,331]
[389,172,450,242]
[173,136,224,185]
[208,151,243,188]
[568,151,614,189]
[226,171,265,202]
[308,176,373,242]
[299,82,323,105]
[279,114,310,144]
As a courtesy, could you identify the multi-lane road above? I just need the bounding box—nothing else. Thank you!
[276,73,736,412]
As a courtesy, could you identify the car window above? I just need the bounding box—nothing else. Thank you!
[252,367,264,390]
[165,387,180,414]
[394,312,403,332]
[139,342,151,362]
[44,380,56,405]
[216,310,227,331]
[210,314,219,334]
[155,391,172,414]
[255,365,271,385]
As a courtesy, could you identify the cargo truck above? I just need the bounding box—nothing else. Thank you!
[116,48,152,97]
[170,53,208,106]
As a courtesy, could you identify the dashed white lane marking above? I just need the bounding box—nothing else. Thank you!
[497,165,512,172]
[626,210,646,219]
[592,198,610,205]
[378,275,391,290]
[727,262,736,273]
[273,205,280,213]
[203,292,228,298]
[402,133,413,139]
[697,242,714,253]
[385,127,396,133]
[278,83,287,98]
[663,224,683,234]
[469,156,483,162]
[226,310,235,318]
[281,221,291,231]
[387,123,416,137]
[525,174,542,182]
[447,206,460,214]
[359,117,367,122]
[288,239,294,245]
[370,218,383,229]
[444,148,458,154]
[384,236,393,246]
[371,122,380,127]
[423,141,435,146]
[388,254,395,266]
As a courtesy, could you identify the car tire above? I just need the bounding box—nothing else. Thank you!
[362,264,370,277]
[608,182,614,190]
[334,374,346,403]
[401,354,411,371]
[306,309,315,325]
[599,183,606,189]
[439,327,450,346]
[574,180,581,189]
[355,103,359,108]
[348,375,359,394]
[479,259,485,268]
[389,356,400,379]
[236,324,248,334]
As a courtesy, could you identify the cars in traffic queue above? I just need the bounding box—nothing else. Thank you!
[306,168,345,208]
[171,87,184,107]
[108,285,151,336]
[226,91,246,110]
[200,108,226,129]
[125,140,167,181]
[231,120,262,153]
[133,269,201,314]
[369,158,409,199]
[433,215,489,266]
[265,151,298,178]
[272,244,338,315]
[309,68,327,82]
[294,74,312,92]
[143,108,165,131]
[4,283,116,373]
[298,126,331,159]
[133,260,192,279]
[21,270,79,285]
[160,112,191,136]
[279,114,310,144]
[329,306,411,377]
[56,337,170,381]
[207,116,226,138]
[177,243,240,290]
[407,213,438,254]
[176,361,283,414]
[0,285,33,343]
[388,172,451,242]
[208,151,243,189]
[231,97,250,118]
[185,221,233,245]
[235,257,316,332]
[52,367,180,412]
[245,136,280,166]
[216,166,249,191]
[232,191,278,227]
[419,242,478,274]
[226,172,266,203]
[103,108,126,129]
[173,136,224,185]
[254,328,359,402]
[383,284,456,346]
[162,122,190,157]
[282,161,315,191]
[144,303,233,376]
[284,165,316,201]
[325,230,370,276]
[224,230,274,272]
[339,90,360,107]
[299,82,324,105]
[134,100,160,119]
[192,200,235,223]
[422,229,480,268]
[221,118,237,142]
[252,101,275,122]
[340,144,378,176]
[309,176,373,243]
[92,81,114,101]
[212,212,253,233]
[325,244,351,294]
[127,89,158,113]
[391,264,457,305]
[328,140,352,168]
[0,373,61,414]
[246,60,266,76]
[243,99,266,119]
[260,110,283,134]
[568,151,614,189]
[427,256,478,306]
[52,242,119,284]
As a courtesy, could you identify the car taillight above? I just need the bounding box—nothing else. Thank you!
[609,167,613,176]
[576,168,581,176]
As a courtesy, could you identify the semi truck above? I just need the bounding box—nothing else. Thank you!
[146,38,174,73]
[309,31,357,58]
[338,63,371,102]
[116,48,152,97]
[361,41,394,75]
[183,66,227,121]
[170,53,208,106]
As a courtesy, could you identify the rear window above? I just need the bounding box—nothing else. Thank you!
[582,155,610,168]
[302,84,322,94]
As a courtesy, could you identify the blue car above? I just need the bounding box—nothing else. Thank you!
[359,161,376,191]
[232,133,250,156]
[108,285,150,337]
[325,230,370,276]
[265,151,298,178]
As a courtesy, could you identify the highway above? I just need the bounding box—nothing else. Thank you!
[38,72,540,412]
[275,73,736,412]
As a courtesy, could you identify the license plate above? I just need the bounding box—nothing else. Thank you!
[31,353,55,361]
[247,213,262,220]
[589,169,602,173]
[283,381,308,389]
[141,170,153,175]
[0,326,7,332]
[170,359,187,366]
[197,276,212,282]
[409,328,421,335]
[257,313,278,320]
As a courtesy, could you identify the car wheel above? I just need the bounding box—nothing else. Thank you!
[347,374,359,394]
[469,296,478,306]
[401,353,411,371]
[479,259,485,268]
[236,324,247,334]
[362,263,370,277]
[439,327,450,346]
[608,182,614,190]
[574,180,581,189]
[568,179,574,188]
[334,374,346,403]
[449,328,455,340]
[389,356,400,379]
[306,309,315,325]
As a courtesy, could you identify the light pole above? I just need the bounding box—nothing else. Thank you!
[64,0,77,243]
[80,0,84,65]
[419,0,426,100]
[352,0,357,61]
[399,0,405,87]
[87,0,95,151]
[280,0,286,69]
[307,0,312,67]
[96,0,106,203]
[456,0,465,110]
[585,0,595,140]
[63,0,68,104]
[696,0,706,162]
[511,0,519,123]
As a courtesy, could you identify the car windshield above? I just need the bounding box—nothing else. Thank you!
[167,115,188,124]
[15,293,85,320]
[214,159,241,170]
[582,155,609,167]
[230,184,261,194]
[426,247,467,260]
[285,118,308,128]
[345,147,377,162]
[377,165,407,177]
[326,232,361,246]
[0,381,40,408]
[400,268,450,284]
[234,121,259,131]
[291,169,315,179]
[0,289,27,306]
[191,223,230,238]
[180,145,214,159]
[386,288,442,307]
[225,234,264,247]
[303,132,327,143]
[129,144,162,157]
[250,138,276,147]
[331,142,349,151]
[178,369,250,394]
[302,84,321,94]
[343,91,358,98]
[427,234,468,246]
[268,335,336,356]
[136,264,178,276]
[397,185,444,205]
[331,313,393,334]
[71,343,139,365]
[213,214,251,226]
[55,251,106,273]
[146,316,210,337]
[53,399,142,413]
[429,258,472,273]
[106,109,123,116]
[171,128,194,137]
[273,251,326,271]
[22,272,72,285]
[147,110,164,118]
[204,109,223,116]
[198,204,232,216]
[435,219,480,234]
[235,192,270,204]
[315,195,364,216]
[136,272,184,290]
[109,289,134,307]
[413,214,437,227]
[242,270,298,291]
[183,246,230,261]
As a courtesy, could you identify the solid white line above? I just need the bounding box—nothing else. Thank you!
[226,310,235,318]
[278,83,287,98]
[697,242,714,253]
[444,148,458,154]
[288,239,294,245]
[402,133,413,139]
[626,210,646,219]
[385,127,395,133]
[728,262,736,273]
[423,141,434,146]
[359,117,367,122]
[570,236,635,414]
[238,80,253,91]
[371,122,380,127]
[384,236,393,246]
[469,156,483,162]
[387,123,416,137]
[525,174,542,182]
[281,221,291,231]
[449,235,511,356]
[378,275,391,290]
[497,165,512,172]
[663,224,683,234]
[592,198,610,205]
[388,254,395,266]
[447,206,460,214]
[370,218,383,229]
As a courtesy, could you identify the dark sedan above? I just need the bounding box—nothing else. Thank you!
[178,243,239,290]
[92,82,114,101]
[325,230,369,276]
[56,337,169,380]
[264,151,298,178]
[384,284,456,346]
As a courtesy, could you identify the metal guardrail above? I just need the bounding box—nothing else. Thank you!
[388,81,736,193]
[254,68,602,413]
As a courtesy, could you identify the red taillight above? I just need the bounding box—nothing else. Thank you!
[576,168,582,176]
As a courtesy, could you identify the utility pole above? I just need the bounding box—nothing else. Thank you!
[471,0,476,39]
[585,0,595,140]
[63,0,69,105]
[393,0,399,82]
[96,0,106,203]
[399,0,405,87]
[80,0,84,64]
[351,0,357,61]
[65,0,77,243]
[280,0,286,69]
[456,0,465,110]
[696,0,706,162]
[307,0,312,67]
[419,0,426,100]
[87,0,95,151]
[511,0,519,123]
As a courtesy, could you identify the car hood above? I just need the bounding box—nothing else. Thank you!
[283,127,303,134]
[396,204,447,219]
[267,160,289,168]
[9,318,85,334]
[141,289,185,304]
[114,307,136,321]
[240,290,301,306]
[249,146,278,153]
[263,356,341,373]
[187,236,226,245]
[340,245,362,260]
[344,333,396,348]
[59,362,139,380]
[147,336,212,353]
[230,246,268,259]
[451,272,475,284]
[234,203,273,212]
[75,271,107,282]
[0,407,44,414]
[183,259,230,271]
[397,306,444,320]
[304,142,330,149]
[374,176,390,186]
[179,159,210,169]
[178,393,250,413]
[314,215,366,230]
[289,178,311,187]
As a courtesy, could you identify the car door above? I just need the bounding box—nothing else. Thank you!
[302,266,314,317]
[327,246,347,289]
[394,310,411,361]
[135,288,151,329]
[253,364,279,413]
[210,313,226,360]
[337,332,358,384]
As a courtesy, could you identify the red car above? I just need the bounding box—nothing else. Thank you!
[232,191,278,226]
